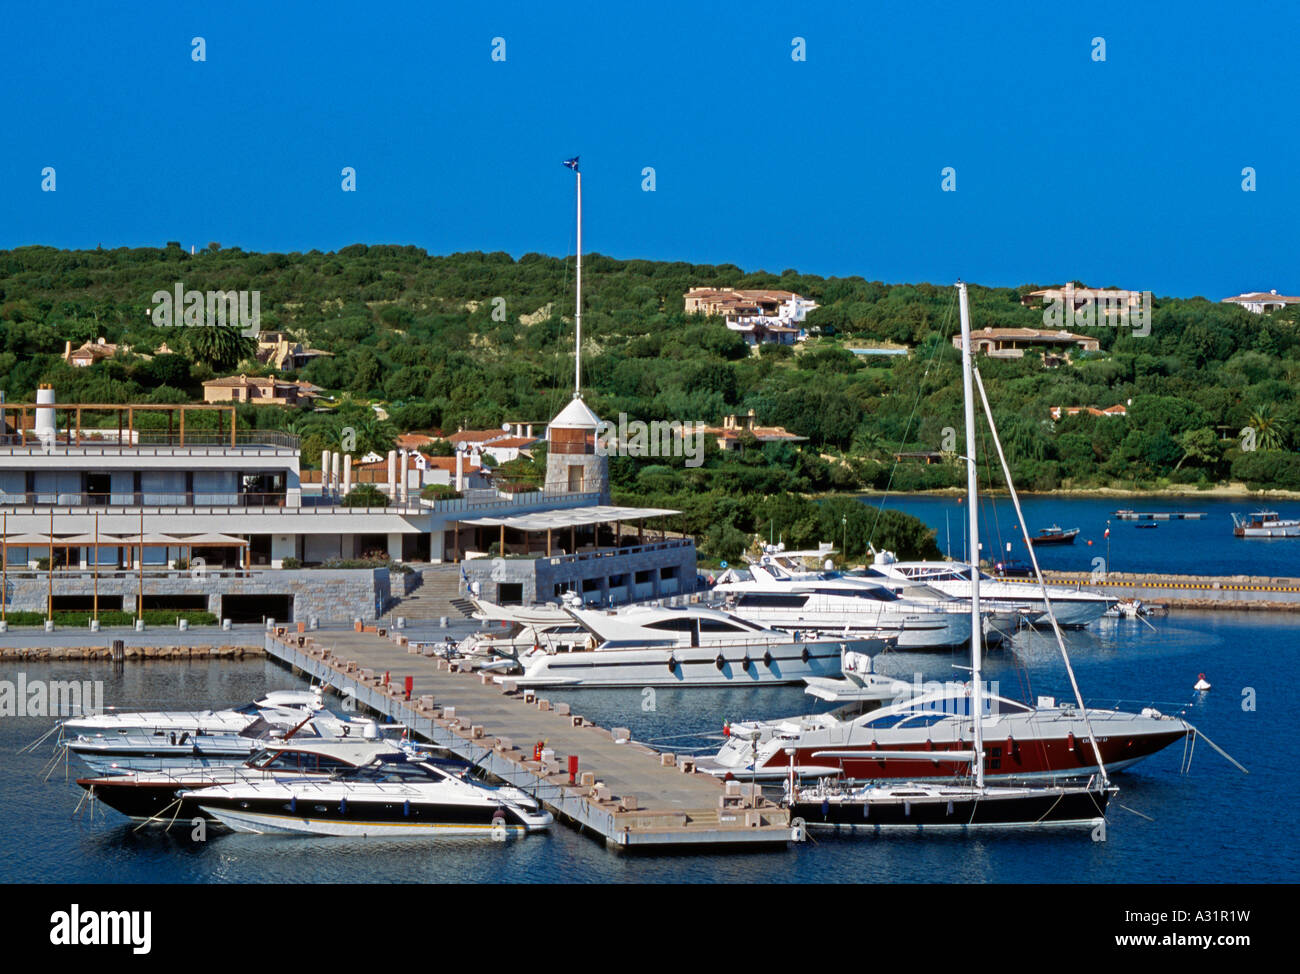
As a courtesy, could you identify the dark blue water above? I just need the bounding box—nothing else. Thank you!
[861,494,1300,577]
[4,610,1296,883]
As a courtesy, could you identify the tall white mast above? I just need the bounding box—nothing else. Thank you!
[574,166,583,398]
[957,281,985,789]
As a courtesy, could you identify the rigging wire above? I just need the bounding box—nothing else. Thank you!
[866,288,959,551]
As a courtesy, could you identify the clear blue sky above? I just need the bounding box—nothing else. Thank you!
[2,0,1295,300]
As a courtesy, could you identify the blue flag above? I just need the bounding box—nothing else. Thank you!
[562,156,579,172]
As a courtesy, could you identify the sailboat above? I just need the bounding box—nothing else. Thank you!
[786,282,1115,833]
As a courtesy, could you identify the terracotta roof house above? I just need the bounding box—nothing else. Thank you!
[64,339,129,367]
[684,287,818,345]
[1049,404,1128,421]
[956,327,1099,362]
[1220,290,1300,314]
[697,410,808,452]
[202,375,321,406]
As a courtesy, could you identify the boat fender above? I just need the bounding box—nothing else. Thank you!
[762,650,773,667]
[742,655,752,671]
[289,796,296,813]
[1006,736,1016,757]
[926,738,933,751]
[403,800,410,817]
[800,647,810,664]
[339,797,347,815]
[1067,731,1076,753]
[667,656,678,673]
[821,798,830,818]
[715,654,726,670]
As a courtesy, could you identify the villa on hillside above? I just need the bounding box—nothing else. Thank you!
[201,375,322,407]
[1220,290,1300,314]
[684,287,818,346]
[696,410,807,452]
[957,327,1099,364]
[256,332,333,371]
[1020,283,1145,314]
[1049,404,1128,421]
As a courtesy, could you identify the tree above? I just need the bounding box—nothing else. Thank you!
[182,326,254,371]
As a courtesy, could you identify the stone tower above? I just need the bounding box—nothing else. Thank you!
[544,396,608,501]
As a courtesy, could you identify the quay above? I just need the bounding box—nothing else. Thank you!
[1017,571,1300,610]
[263,626,794,853]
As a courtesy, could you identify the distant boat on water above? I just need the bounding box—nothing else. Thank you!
[1029,525,1078,546]
[1232,510,1300,539]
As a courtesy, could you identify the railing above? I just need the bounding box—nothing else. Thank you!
[0,430,299,453]
[0,491,424,516]
[422,488,600,514]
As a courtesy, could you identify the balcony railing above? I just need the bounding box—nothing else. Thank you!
[0,491,422,515]
[0,430,299,454]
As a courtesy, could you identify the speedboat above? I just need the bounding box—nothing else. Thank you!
[699,681,1191,783]
[58,689,326,740]
[64,708,382,775]
[75,738,414,822]
[713,552,974,651]
[188,751,554,836]
[869,551,1113,628]
[478,600,879,688]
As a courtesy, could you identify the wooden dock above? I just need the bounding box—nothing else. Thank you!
[263,628,794,853]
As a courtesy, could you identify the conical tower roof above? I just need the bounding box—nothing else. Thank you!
[548,395,601,430]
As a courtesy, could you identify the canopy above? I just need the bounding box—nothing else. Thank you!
[456,505,679,532]
[174,533,250,546]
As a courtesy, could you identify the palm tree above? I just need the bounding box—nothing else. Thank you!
[184,326,254,371]
[1246,404,1286,451]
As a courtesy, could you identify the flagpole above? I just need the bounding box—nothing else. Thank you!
[574,168,582,398]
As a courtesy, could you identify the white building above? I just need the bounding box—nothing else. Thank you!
[1221,290,1300,314]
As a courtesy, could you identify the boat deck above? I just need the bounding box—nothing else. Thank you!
[263,628,792,852]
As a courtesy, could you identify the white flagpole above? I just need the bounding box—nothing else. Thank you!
[574,169,582,398]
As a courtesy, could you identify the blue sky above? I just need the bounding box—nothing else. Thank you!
[2,0,1295,299]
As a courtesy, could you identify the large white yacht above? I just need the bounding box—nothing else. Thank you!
[712,555,972,650]
[869,552,1112,628]
[473,600,884,688]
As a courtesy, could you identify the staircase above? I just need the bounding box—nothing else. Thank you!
[395,564,475,620]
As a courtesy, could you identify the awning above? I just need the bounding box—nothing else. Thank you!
[174,533,250,546]
[456,505,679,532]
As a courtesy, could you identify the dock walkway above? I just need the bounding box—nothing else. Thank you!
[264,627,792,852]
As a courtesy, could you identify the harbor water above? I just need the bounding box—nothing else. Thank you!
[864,494,1300,577]
[2,608,1295,883]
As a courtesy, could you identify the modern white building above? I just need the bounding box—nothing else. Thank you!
[0,387,693,618]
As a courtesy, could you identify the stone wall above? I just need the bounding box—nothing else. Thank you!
[0,567,391,624]
[461,541,696,607]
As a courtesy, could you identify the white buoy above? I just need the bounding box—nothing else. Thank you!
[1194,672,1211,691]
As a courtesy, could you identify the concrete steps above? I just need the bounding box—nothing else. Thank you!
[395,565,473,620]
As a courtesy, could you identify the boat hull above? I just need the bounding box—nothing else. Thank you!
[703,724,1188,782]
[509,641,852,688]
[197,800,549,836]
[791,783,1110,830]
